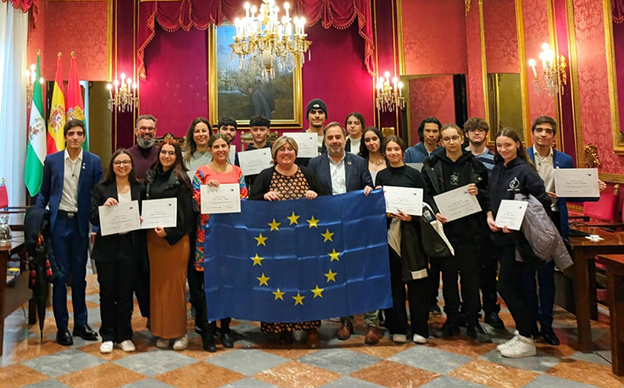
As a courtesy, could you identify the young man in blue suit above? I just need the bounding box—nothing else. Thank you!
[37,119,103,346]
[308,122,377,344]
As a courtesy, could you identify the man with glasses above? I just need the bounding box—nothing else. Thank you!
[128,115,159,183]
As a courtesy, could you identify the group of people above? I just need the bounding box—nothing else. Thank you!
[34,97,606,360]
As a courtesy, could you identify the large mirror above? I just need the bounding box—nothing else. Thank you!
[606,0,624,154]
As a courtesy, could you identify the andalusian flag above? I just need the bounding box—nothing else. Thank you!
[66,52,88,151]
[25,55,46,196]
[47,53,65,154]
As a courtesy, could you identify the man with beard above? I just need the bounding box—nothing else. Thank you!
[215,116,239,166]
[297,99,328,166]
[128,115,159,183]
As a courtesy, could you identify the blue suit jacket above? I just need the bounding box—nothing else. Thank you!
[308,152,373,194]
[527,146,573,240]
[36,150,103,238]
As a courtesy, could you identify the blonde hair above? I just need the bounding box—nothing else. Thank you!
[271,136,299,162]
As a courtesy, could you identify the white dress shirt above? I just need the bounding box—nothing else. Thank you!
[329,153,347,195]
[349,137,361,155]
[59,149,83,212]
[534,147,557,211]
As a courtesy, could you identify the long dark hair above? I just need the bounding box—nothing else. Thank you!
[103,149,138,185]
[494,127,535,168]
[344,112,365,132]
[359,126,384,159]
[417,116,442,143]
[183,117,210,159]
[151,138,192,190]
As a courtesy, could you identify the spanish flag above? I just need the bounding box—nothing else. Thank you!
[66,52,88,151]
[47,53,65,154]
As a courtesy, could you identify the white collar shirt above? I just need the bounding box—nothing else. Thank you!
[329,153,347,195]
[59,149,83,212]
[534,147,557,211]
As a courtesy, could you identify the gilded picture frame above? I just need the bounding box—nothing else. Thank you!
[603,0,624,154]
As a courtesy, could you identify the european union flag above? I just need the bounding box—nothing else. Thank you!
[204,189,392,322]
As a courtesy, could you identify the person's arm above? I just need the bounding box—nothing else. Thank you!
[249,167,273,200]
[192,169,203,212]
[420,167,439,214]
[524,168,551,213]
[90,183,105,226]
[300,165,327,196]
[36,156,52,208]
[164,184,192,245]
[238,168,248,199]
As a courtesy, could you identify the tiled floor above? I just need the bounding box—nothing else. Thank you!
[1,272,623,388]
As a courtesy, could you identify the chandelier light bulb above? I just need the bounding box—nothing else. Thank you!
[113,79,119,87]
[528,59,536,67]
[392,77,398,84]
[132,83,137,89]
[25,70,31,77]
[244,2,250,10]
[30,64,36,71]
[106,83,112,90]
[39,77,44,84]
[541,42,549,51]
[398,81,403,89]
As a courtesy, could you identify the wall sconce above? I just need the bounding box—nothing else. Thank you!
[106,73,138,112]
[528,43,567,96]
[24,63,44,106]
[376,71,405,113]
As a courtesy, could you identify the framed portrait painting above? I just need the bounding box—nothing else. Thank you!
[208,24,303,127]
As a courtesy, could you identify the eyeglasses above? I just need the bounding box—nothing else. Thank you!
[277,147,295,153]
[160,150,176,156]
[113,160,132,166]
[441,135,462,143]
[138,126,156,132]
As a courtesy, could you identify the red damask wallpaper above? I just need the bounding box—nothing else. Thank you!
[400,0,467,75]
[573,0,623,174]
[408,76,455,145]
[465,5,485,120]
[42,0,108,81]
[483,0,519,74]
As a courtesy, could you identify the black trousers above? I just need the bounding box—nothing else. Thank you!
[436,242,481,326]
[479,242,500,314]
[385,248,430,337]
[429,260,441,306]
[187,262,231,332]
[497,243,532,337]
[97,251,139,342]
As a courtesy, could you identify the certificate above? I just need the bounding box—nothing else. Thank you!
[287,132,319,158]
[554,168,600,198]
[495,200,528,231]
[238,148,273,176]
[383,186,423,216]
[141,198,177,229]
[201,183,241,214]
[98,200,141,237]
[433,185,482,222]
[406,163,423,172]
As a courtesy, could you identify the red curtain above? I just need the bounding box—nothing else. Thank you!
[615,0,624,23]
[137,0,374,80]
[2,0,39,30]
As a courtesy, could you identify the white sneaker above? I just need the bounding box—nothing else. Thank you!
[156,338,170,349]
[500,334,536,358]
[412,334,427,344]
[497,331,519,352]
[100,341,113,354]
[173,334,188,350]
[392,334,407,343]
[119,340,136,352]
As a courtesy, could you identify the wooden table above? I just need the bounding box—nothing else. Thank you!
[597,254,624,376]
[569,227,624,353]
[0,232,34,357]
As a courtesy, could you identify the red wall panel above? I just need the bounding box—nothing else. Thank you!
[408,76,455,145]
[483,0,519,74]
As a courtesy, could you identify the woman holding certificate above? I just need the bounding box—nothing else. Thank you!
[375,136,430,345]
[192,133,248,351]
[91,150,144,354]
[359,126,387,186]
[421,124,492,344]
[250,136,325,347]
[145,139,194,350]
[487,128,550,358]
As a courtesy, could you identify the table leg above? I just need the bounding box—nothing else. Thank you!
[607,262,624,376]
[0,251,8,357]
[574,251,593,353]
[588,259,598,320]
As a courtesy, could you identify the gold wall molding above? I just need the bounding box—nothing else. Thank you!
[565,0,585,168]
[465,0,471,17]
[603,0,624,154]
[599,172,624,184]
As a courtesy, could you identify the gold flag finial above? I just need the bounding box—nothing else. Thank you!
[37,49,41,55]
[71,51,75,58]
[57,52,62,58]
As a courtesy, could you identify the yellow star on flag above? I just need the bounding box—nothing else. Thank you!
[257,273,270,286]
[307,215,319,228]
[328,249,341,262]
[268,218,281,231]
[273,288,285,300]
[324,269,337,283]
[254,233,267,246]
[287,212,300,225]
[311,285,324,298]
[293,292,305,305]
[321,229,334,242]
[250,254,264,266]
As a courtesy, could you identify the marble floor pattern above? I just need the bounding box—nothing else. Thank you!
[1,272,623,388]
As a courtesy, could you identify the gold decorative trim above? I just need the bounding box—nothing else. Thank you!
[584,144,601,167]
[373,0,381,132]
[515,0,530,144]
[603,0,624,154]
[391,0,400,133]
[599,172,624,184]
[107,0,113,82]
[548,0,565,153]
[397,0,405,76]
[565,0,585,167]
[465,0,472,17]
[478,1,489,135]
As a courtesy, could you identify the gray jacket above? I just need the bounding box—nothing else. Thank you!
[514,193,573,270]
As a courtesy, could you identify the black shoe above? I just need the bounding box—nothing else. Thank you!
[433,322,460,339]
[56,328,73,346]
[73,325,98,341]
[484,312,505,329]
[221,331,234,348]
[195,325,203,335]
[202,332,217,352]
[457,314,468,328]
[541,327,560,346]
[429,305,442,315]
[466,324,492,343]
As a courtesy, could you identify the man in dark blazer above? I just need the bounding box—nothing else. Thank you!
[308,122,378,344]
[36,119,103,346]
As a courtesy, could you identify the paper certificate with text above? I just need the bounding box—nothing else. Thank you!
[201,183,241,214]
[238,148,273,176]
[287,133,318,158]
[495,200,528,231]
[383,186,423,216]
[554,168,600,198]
[433,185,482,222]
[141,198,177,229]
[98,200,141,236]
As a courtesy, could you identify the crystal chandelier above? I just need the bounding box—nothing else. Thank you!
[528,43,567,96]
[376,71,405,113]
[106,73,138,112]
[24,63,44,107]
[231,0,312,81]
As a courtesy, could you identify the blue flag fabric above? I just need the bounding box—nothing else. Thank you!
[204,189,392,322]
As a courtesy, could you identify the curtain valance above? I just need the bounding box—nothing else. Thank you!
[1,0,38,29]
[615,0,624,23]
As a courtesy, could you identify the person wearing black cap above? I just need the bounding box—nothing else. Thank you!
[296,98,328,166]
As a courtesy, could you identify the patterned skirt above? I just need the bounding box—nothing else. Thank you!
[261,321,321,333]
